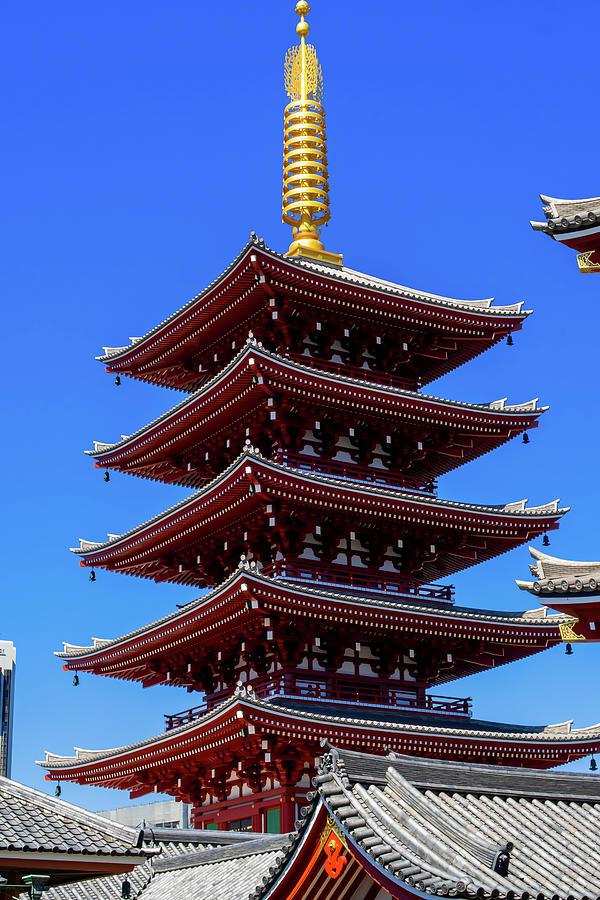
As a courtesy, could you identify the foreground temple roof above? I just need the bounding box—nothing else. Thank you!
[517,546,600,596]
[516,547,600,638]
[98,237,530,391]
[39,684,600,791]
[530,195,600,272]
[0,775,153,887]
[254,746,600,900]
[56,567,567,688]
[88,340,545,488]
[46,827,267,900]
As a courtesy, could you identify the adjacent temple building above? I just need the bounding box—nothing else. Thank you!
[41,3,600,832]
[531,194,600,272]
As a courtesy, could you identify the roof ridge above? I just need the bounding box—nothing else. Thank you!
[151,834,293,872]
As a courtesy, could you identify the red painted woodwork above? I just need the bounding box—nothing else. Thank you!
[164,677,472,729]
[260,559,454,602]
[74,451,565,588]
[50,235,571,830]
[559,231,600,253]
[99,240,528,392]
[90,345,543,490]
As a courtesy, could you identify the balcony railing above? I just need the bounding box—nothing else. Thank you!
[287,352,416,390]
[274,449,436,494]
[165,676,472,730]
[260,559,455,604]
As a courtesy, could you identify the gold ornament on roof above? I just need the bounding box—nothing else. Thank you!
[282,2,342,266]
[285,44,323,103]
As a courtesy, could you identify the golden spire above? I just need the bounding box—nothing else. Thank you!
[282,2,342,266]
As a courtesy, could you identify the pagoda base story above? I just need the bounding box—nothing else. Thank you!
[191,786,309,833]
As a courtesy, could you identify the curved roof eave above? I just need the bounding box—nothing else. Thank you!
[54,567,567,663]
[39,689,600,773]
[96,237,530,368]
[87,341,547,461]
[71,448,569,558]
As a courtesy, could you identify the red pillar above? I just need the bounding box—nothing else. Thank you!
[280,791,296,833]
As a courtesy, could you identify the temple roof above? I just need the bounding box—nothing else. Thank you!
[46,827,271,900]
[255,746,600,900]
[39,685,600,778]
[71,447,568,587]
[45,752,600,900]
[97,237,530,392]
[99,237,528,365]
[531,194,600,234]
[88,340,545,485]
[516,546,600,597]
[55,567,566,687]
[139,835,292,900]
[74,447,567,554]
[0,776,149,858]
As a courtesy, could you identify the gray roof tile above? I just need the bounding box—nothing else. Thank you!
[0,777,146,857]
[293,748,600,900]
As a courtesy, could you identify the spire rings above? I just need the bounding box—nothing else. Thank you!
[283,98,330,228]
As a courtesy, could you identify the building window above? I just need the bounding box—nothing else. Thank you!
[228,817,253,832]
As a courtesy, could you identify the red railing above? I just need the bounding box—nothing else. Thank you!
[274,449,436,494]
[165,676,472,730]
[260,559,454,604]
[287,352,416,390]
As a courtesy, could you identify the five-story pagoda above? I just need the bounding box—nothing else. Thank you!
[40,3,600,833]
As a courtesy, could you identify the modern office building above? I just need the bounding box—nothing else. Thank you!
[0,642,16,778]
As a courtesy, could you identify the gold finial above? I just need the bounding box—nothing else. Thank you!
[282,2,342,265]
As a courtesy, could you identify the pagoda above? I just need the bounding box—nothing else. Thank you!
[41,2,600,833]
[531,194,600,273]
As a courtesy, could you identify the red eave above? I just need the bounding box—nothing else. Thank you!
[56,570,562,684]
[99,241,529,390]
[90,343,545,487]
[73,451,567,587]
[40,695,600,792]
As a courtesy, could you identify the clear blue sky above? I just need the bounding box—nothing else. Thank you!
[3,0,600,811]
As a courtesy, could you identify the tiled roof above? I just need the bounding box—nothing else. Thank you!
[98,235,528,363]
[89,339,545,460]
[39,686,600,773]
[0,776,147,857]
[55,564,565,661]
[256,747,600,900]
[46,828,273,900]
[72,447,567,556]
[141,835,292,900]
[516,546,600,597]
[530,194,600,236]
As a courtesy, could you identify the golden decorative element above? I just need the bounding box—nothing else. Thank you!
[577,250,600,273]
[319,815,349,849]
[559,621,586,642]
[285,45,322,103]
[282,2,342,266]
[319,817,349,879]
